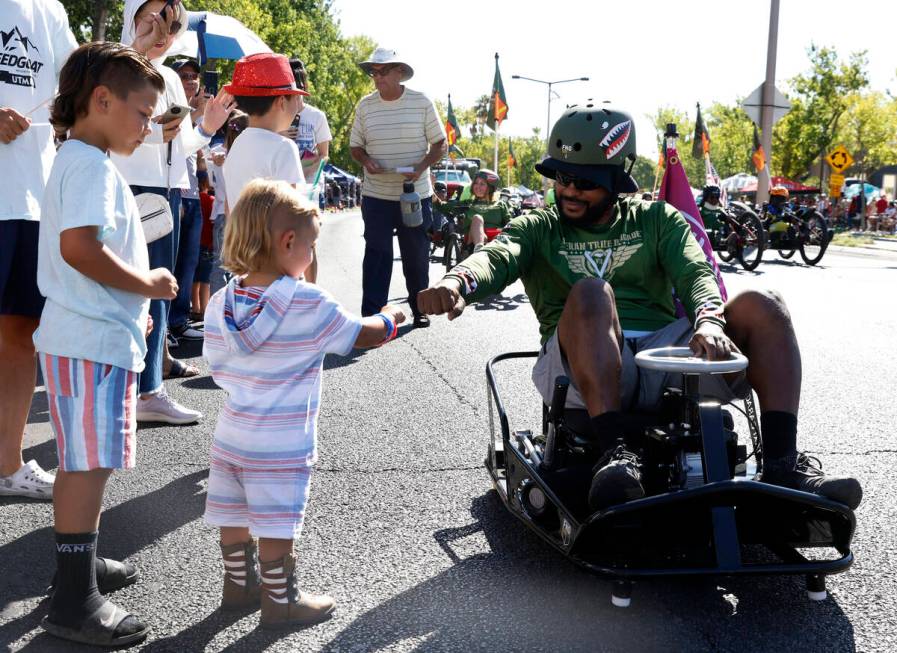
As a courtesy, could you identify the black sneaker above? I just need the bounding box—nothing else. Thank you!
[588,445,645,511]
[761,453,863,510]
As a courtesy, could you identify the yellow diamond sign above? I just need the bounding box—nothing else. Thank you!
[826,146,854,173]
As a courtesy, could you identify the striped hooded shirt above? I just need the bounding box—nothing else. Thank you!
[350,88,446,201]
[203,276,362,468]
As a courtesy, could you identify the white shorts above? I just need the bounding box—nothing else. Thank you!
[204,452,312,540]
[532,317,750,412]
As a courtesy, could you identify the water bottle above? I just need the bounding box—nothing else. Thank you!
[400,181,423,227]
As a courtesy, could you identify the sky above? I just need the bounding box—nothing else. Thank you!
[329,0,897,158]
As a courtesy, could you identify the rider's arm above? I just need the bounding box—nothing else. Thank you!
[443,210,543,302]
[656,205,726,330]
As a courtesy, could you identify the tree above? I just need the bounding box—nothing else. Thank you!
[63,0,124,42]
[837,92,897,179]
[772,45,869,180]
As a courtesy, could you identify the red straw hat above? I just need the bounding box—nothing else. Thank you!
[223,53,309,97]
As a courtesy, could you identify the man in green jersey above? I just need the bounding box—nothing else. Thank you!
[418,105,861,512]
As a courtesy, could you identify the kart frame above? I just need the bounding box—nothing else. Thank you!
[485,351,855,605]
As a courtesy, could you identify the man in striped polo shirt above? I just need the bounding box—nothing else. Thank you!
[350,47,446,328]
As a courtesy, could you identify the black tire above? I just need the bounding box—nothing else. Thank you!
[799,211,829,265]
[737,212,765,271]
[778,247,796,259]
[443,234,464,272]
[715,225,734,262]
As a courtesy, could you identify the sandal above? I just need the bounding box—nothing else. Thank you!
[42,600,148,647]
[163,359,200,380]
[47,558,139,596]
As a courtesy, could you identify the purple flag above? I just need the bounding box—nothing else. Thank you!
[658,146,728,301]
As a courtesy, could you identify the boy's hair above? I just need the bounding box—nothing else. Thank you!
[289,58,308,91]
[223,179,318,276]
[233,95,279,116]
[225,111,249,151]
[51,41,164,134]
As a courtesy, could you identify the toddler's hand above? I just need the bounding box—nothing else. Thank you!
[380,304,406,325]
[145,268,178,300]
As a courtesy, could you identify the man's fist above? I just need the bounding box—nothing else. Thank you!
[417,279,466,321]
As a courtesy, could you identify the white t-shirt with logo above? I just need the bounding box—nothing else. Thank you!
[0,0,77,222]
[34,140,151,372]
[293,103,332,159]
[222,128,305,211]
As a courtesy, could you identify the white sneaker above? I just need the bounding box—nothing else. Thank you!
[0,459,55,500]
[137,389,202,425]
[172,325,204,340]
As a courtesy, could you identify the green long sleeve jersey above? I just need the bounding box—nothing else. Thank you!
[446,198,725,344]
[446,199,514,232]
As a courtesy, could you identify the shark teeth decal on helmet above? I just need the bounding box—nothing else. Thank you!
[598,120,632,159]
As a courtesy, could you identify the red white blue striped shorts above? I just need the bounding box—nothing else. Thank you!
[40,353,137,472]
[204,449,312,540]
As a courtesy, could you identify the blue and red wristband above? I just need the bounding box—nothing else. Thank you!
[374,312,397,345]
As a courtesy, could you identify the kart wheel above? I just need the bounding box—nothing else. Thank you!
[611,580,632,608]
[443,234,461,272]
[737,212,765,271]
[799,211,828,265]
[778,248,796,259]
[806,574,827,601]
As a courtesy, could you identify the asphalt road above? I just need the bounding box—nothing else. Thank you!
[2,210,895,652]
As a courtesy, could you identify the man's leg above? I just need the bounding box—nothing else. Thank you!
[360,196,396,317]
[556,278,624,420]
[555,279,642,511]
[396,197,432,320]
[724,289,862,508]
[0,315,40,476]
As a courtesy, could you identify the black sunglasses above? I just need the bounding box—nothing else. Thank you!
[555,171,600,191]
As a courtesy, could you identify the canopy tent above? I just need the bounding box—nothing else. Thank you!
[324,163,361,185]
[729,175,820,195]
[843,182,881,202]
[721,173,756,193]
[166,12,271,63]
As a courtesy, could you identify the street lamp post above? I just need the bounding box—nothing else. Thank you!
[512,74,589,190]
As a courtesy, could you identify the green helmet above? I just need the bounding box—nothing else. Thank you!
[535,104,638,194]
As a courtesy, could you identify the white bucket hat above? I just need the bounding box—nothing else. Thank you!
[357,47,414,82]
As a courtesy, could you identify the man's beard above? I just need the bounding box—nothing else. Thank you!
[558,195,613,225]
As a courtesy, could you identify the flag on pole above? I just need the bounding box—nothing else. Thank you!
[705,154,728,207]
[448,143,464,159]
[659,145,728,301]
[692,103,710,159]
[487,53,508,131]
[751,124,766,172]
[445,94,461,147]
[507,138,517,168]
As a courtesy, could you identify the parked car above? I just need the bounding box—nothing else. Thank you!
[519,186,544,210]
[434,168,472,199]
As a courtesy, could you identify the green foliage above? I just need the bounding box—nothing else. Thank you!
[630,155,660,192]
[837,92,897,176]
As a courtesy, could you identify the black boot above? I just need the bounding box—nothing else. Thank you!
[588,445,645,511]
[761,453,863,509]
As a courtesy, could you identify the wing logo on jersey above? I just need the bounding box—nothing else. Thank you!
[560,243,642,281]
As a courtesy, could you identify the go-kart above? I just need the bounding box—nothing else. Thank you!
[760,206,831,266]
[484,348,855,607]
[712,201,766,271]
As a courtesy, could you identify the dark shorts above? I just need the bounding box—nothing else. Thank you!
[0,220,44,318]
[194,246,214,284]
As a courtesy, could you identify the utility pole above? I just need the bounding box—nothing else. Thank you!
[757,0,780,205]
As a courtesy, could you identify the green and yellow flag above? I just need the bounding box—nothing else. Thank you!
[507,138,517,168]
[487,53,508,131]
[445,94,461,147]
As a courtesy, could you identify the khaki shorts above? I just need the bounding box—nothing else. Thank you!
[532,317,750,412]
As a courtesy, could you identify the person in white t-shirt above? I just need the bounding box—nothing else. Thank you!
[114,0,234,426]
[285,59,332,183]
[221,53,312,282]
[36,41,177,647]
[0,0,77,500]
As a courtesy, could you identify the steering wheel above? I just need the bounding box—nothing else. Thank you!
[634,347,748,375]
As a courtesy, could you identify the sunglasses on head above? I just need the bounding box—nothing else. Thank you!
[555,171,600,191]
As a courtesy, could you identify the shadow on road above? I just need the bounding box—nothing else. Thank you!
[0,470,208,648]
[321,491,856,653]
[472,292,529,312]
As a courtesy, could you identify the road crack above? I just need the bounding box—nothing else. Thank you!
[400,338,481,414]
